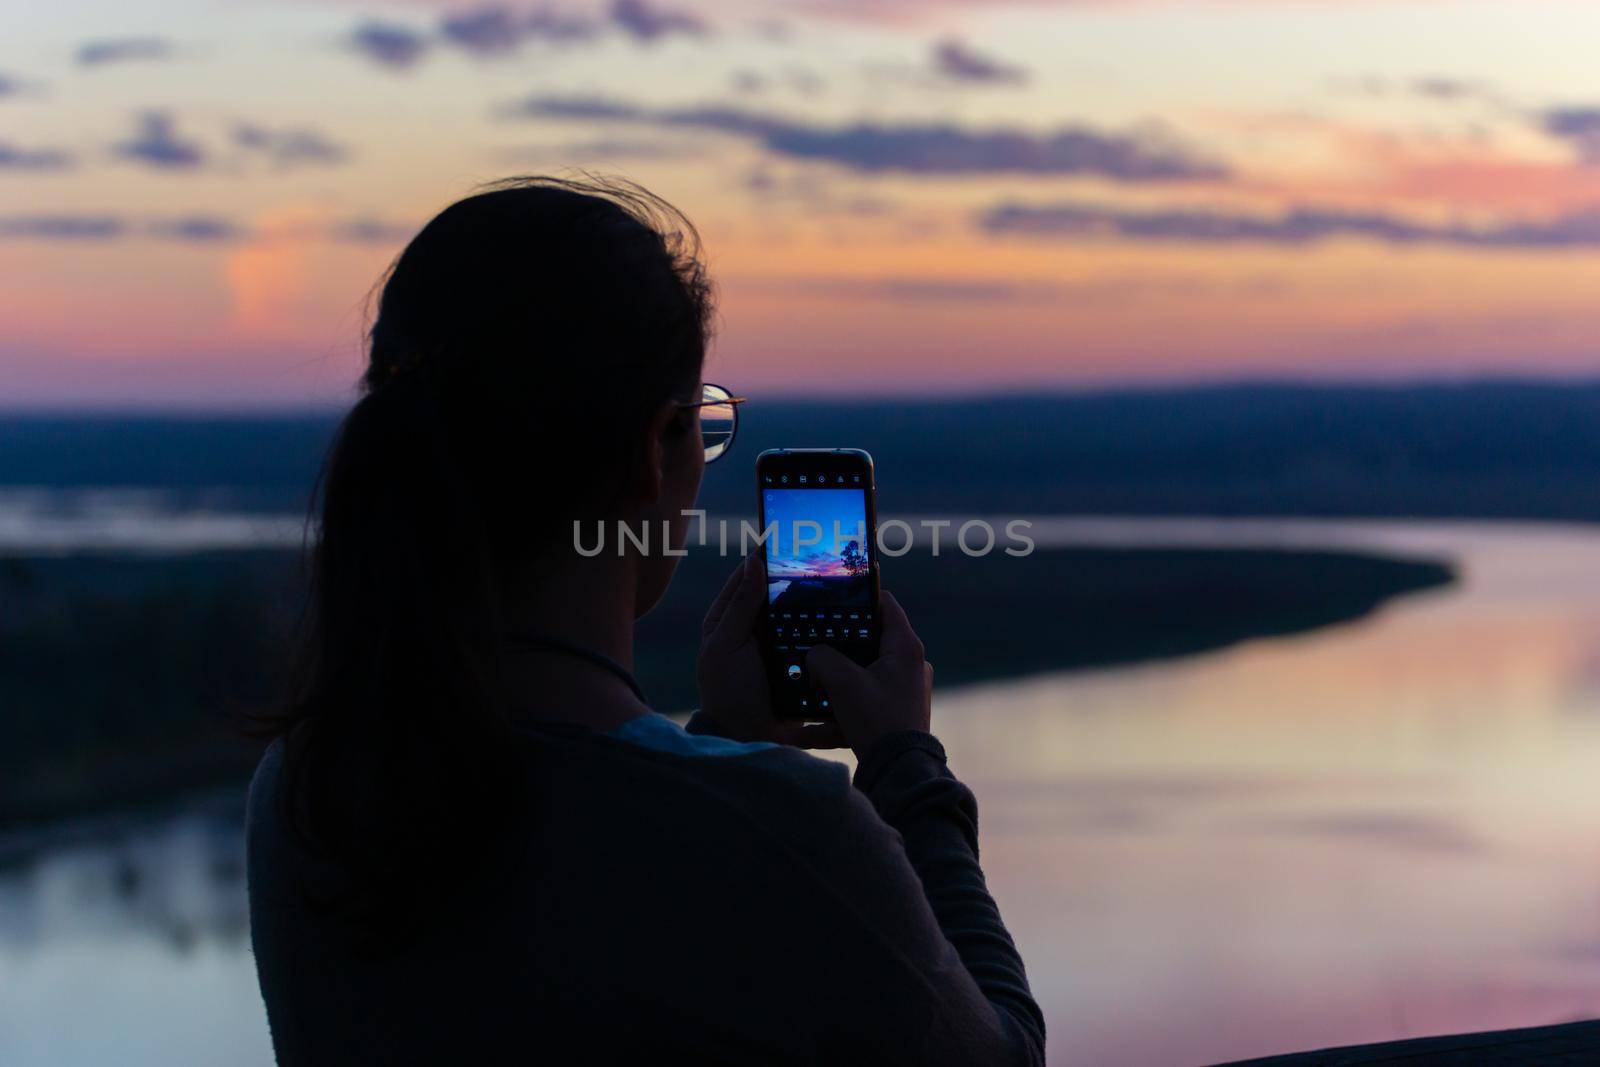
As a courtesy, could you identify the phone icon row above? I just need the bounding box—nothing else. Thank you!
[775,626,871,641]
[762,474,863,485]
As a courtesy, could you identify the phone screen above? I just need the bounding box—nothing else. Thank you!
[756,450,881,720]
[762,488,874,611]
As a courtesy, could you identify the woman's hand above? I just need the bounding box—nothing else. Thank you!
[804,591,933,761]
[696,555,845,749]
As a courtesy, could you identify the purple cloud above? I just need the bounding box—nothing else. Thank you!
[0,214,419,244]
[0,214,245,243]
[349,4,702,68]
[524,7,605,42]
[112,111,204,169]
[0,215,125,240]
[510,95,1224,180]
[146,216,244,242]
[326,218,417,244]
[0,72,22,97]
[76,38,174,67]
[0,141,73,170]
[438,5,602,57]
[514,96,648,121]
[609,0,708,42]
[932,39,1027,85]
[441,7,528,55]
[979,199,1600,249]
[349,21,430,70]
[1542,107,1600,163]
[233,122,347,167]
[766,122,1218,179]
[0,214,433,245]
[508,137,701,165]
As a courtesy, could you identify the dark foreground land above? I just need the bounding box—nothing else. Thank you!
[0,545,1452,828]
[770,572,873,610]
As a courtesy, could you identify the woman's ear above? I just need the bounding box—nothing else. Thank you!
[625,400,683,507]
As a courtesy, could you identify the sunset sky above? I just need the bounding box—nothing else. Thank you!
[763,487,868,579]
[4,0,1600,406]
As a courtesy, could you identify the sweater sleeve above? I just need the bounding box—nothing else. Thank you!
[850,730,1046,1066]
[682,714,1044,1064]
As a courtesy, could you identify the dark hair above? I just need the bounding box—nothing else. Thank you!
[268,176,713,939]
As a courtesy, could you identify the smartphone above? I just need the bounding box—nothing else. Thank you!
[756,448,882,720]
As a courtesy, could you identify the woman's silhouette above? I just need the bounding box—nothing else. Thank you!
[247,176,1044,1065]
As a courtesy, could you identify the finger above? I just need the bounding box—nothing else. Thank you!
[790,722,847,750]
[806,644,867,704]
[700,556,748,639]
[767,718,829,747]
[712,551,766,646]
[876,591,925,662]
[701,555,751,638]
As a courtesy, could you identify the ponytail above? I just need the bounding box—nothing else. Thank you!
[262,175,713,945]
[279,374,515,942]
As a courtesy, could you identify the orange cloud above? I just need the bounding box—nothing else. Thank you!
[228,240,313,338]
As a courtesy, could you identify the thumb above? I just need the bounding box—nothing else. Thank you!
[714,553,765,645]
[806,644,869,704]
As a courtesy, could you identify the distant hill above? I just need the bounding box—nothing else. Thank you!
[5,380,1600,520]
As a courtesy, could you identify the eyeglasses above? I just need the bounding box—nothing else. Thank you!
[680,382,745,463]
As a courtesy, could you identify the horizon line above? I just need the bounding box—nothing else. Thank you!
[3,372,1600,418]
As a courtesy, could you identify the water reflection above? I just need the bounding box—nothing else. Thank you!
[3,521,1599,1066]
[0,489,304,554]
[936,522,1600,1065]
[0,798,273,1067]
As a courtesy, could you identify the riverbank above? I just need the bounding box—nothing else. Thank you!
[0,543,1452,828]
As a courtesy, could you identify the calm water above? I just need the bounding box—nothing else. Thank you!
[4,520,1600,1066]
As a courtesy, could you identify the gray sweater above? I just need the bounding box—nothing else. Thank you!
[247,725,1045,1065]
